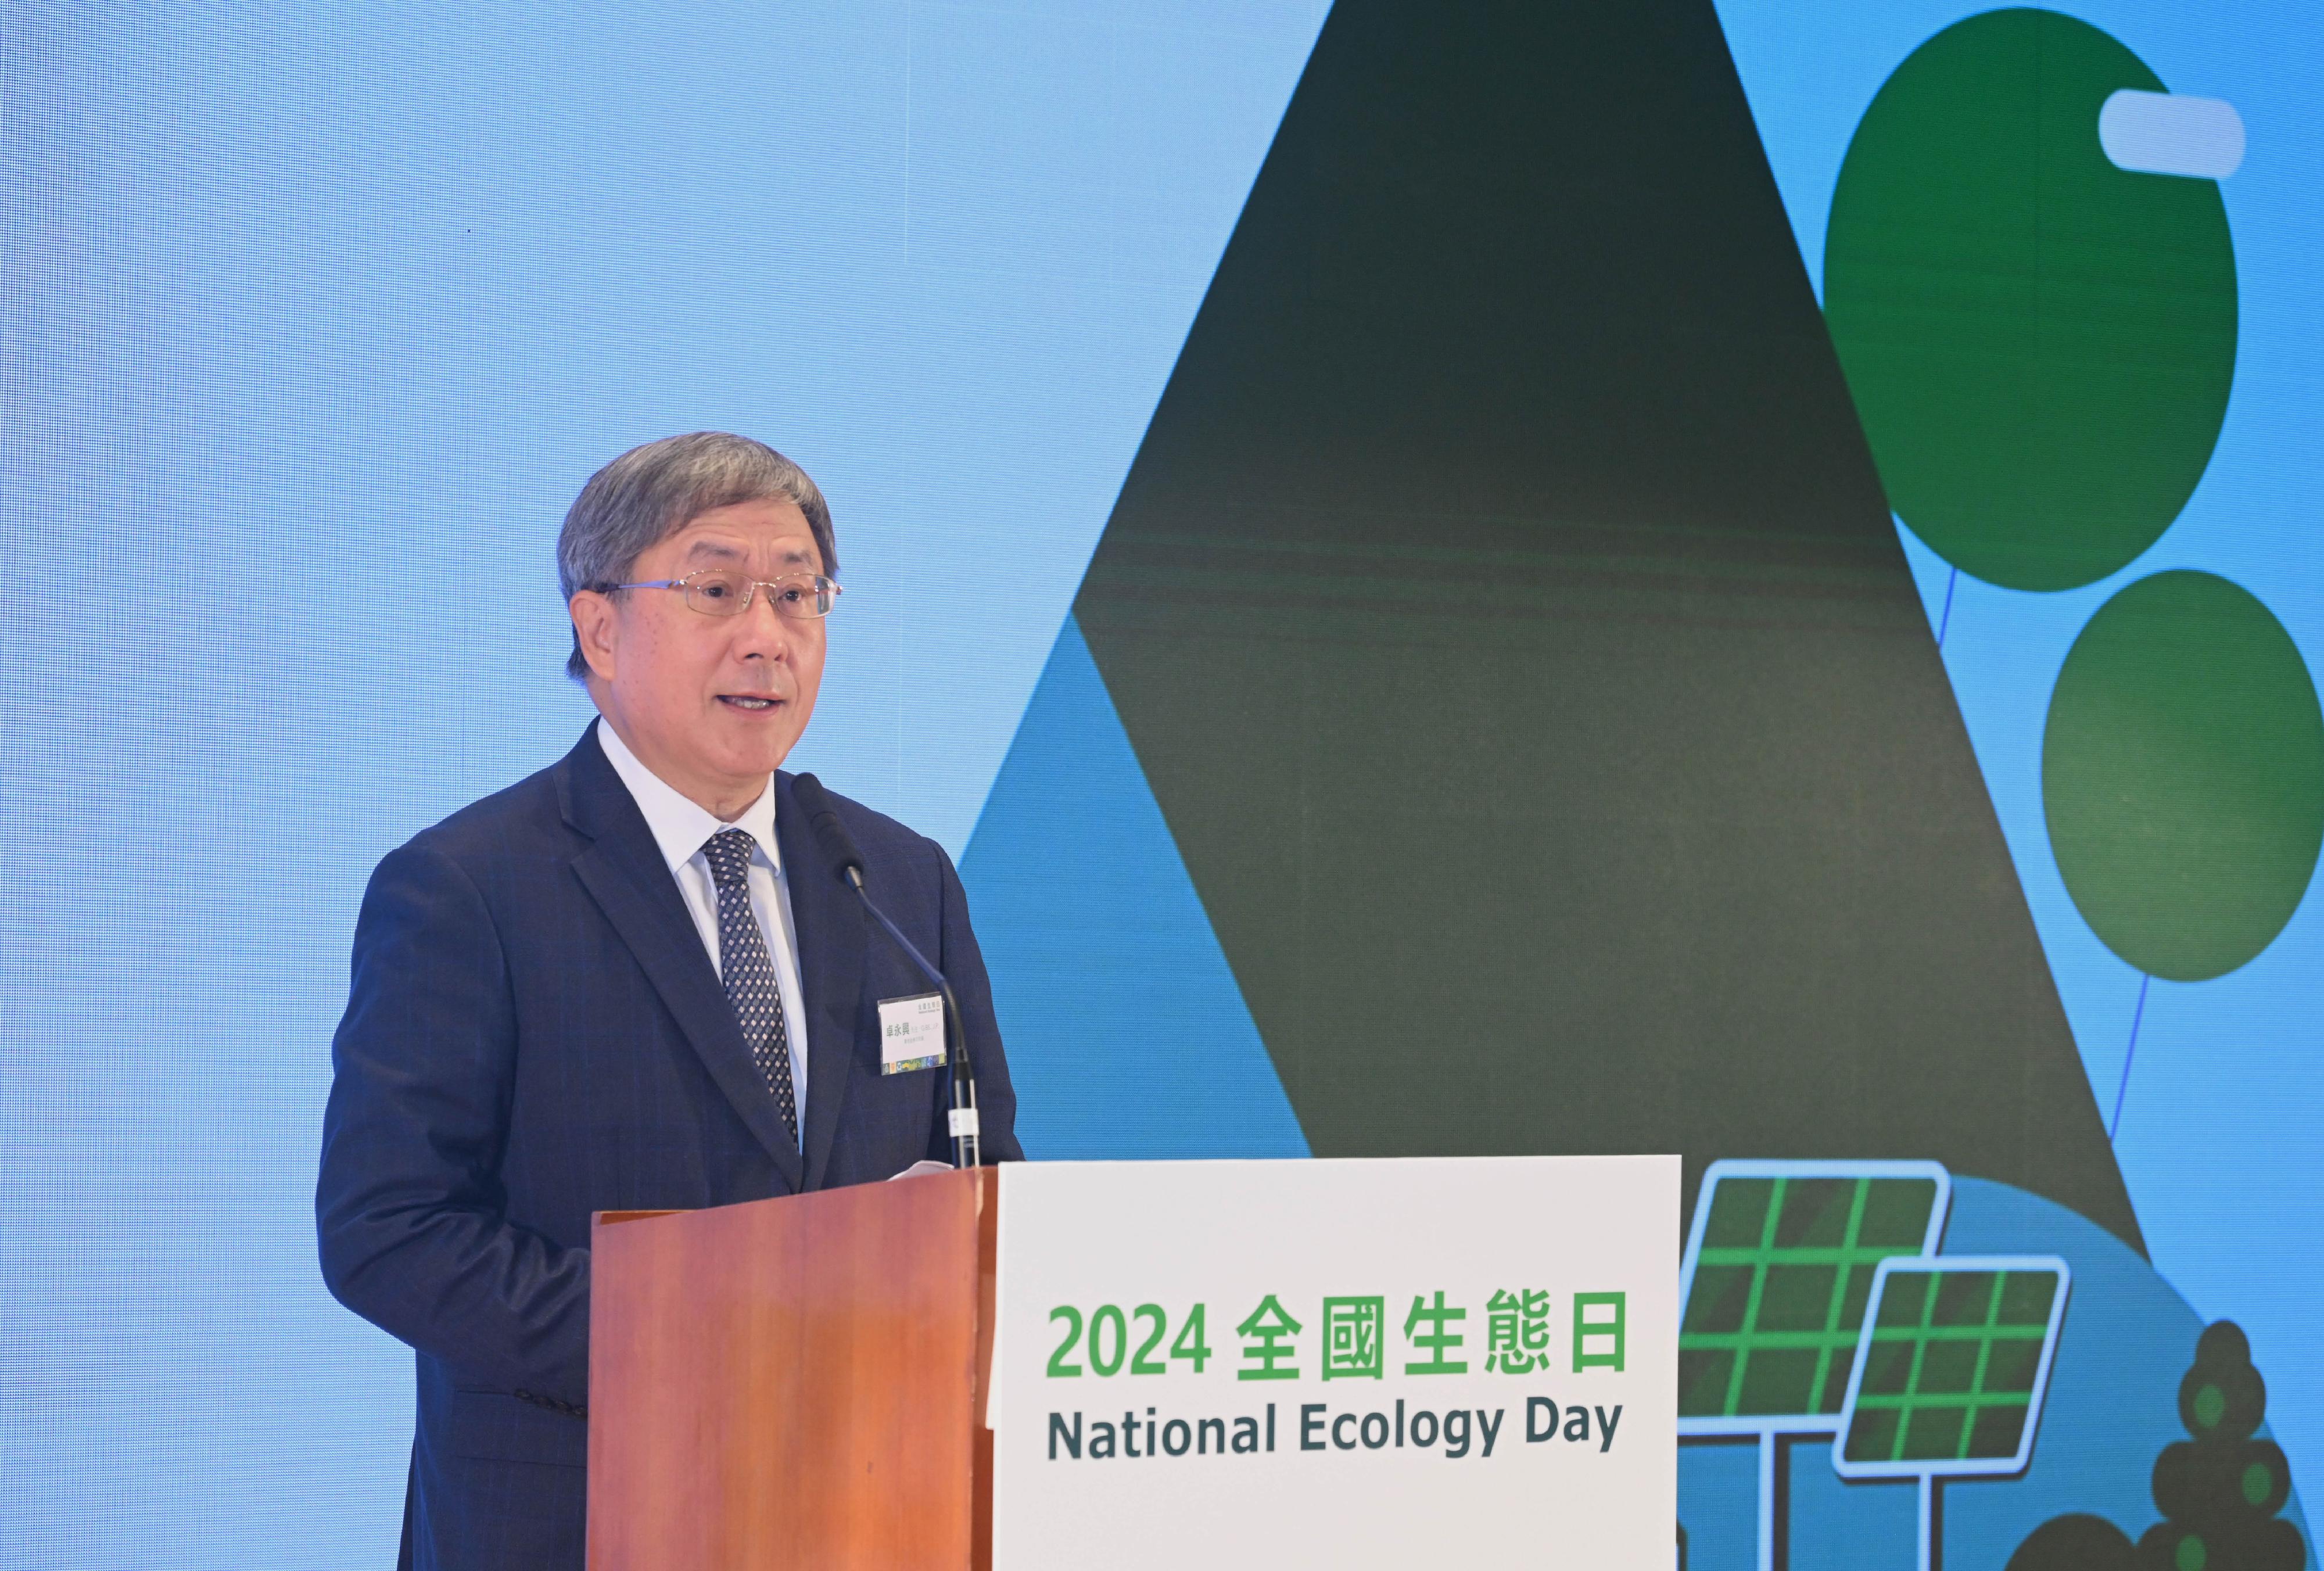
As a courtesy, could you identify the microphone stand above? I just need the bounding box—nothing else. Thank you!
[841,865,981,1170]
[791,773,980,1168]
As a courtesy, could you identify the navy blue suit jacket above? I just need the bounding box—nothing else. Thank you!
[315,724,1021,1570]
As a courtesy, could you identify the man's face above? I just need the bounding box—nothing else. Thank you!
[569,498,828,816]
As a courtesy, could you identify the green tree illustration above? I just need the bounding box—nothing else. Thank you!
[2007,1322,2305,1571]
[2137,1322,2303,1571]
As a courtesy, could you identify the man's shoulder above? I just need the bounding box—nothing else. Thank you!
[393,747,582,874]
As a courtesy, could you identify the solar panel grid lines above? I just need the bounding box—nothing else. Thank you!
[1676,1159,1952,1436]
[1832,1254,2072,1480]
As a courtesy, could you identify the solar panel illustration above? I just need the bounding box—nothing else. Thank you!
[1679,1163,1949,1430]
[1834,1256,2070,1479]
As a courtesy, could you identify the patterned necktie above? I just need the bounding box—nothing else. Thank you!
[701,827,799,1147]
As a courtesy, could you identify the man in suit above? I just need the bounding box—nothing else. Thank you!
[316,431,1023,1570]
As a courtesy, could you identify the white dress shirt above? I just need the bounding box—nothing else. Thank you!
[595,718,810,1129]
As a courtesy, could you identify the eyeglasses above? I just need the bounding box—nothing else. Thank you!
[602,569,843,620]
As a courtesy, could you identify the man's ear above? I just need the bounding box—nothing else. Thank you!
[569,591,620,683]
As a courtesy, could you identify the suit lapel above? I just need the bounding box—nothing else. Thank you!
[559,728,805,1193]
[775,772,865,1192]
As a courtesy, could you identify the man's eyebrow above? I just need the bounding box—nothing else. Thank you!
[682,539,746,563]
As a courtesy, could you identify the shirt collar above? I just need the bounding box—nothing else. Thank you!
[594,717,781,875]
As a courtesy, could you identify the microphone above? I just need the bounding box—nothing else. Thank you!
[791,774,980,1168]
[795,773,865,886]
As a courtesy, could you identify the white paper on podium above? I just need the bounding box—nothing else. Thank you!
[992,1156,1678,1569]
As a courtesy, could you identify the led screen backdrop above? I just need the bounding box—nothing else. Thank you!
[1,2,2316,1568]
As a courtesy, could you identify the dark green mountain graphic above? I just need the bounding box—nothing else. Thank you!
[1065,0,2143,1249]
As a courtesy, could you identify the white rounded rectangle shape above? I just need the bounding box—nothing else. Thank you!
[878,991,947,1074]
[2100,89,2246,179]
[949,1106,981,1138]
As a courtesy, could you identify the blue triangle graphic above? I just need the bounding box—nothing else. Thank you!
[960,614,1310,1160]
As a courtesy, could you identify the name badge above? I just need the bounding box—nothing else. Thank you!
[878,992,946,1075]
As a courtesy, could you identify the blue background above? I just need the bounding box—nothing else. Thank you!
[0,4,1326,1559]
[0,2,2315,1565]
[1714,0,2324,1525]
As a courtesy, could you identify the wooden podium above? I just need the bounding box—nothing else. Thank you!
[587,1157,1677,1570]
[587,1168,997,1571]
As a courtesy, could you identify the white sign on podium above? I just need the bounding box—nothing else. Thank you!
[991,1156,1678,1568]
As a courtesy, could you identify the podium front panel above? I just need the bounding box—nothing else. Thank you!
[589,1170,989,1570]
[989,1156,1679,1568]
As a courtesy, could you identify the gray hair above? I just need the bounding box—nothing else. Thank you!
[557,432,839,679]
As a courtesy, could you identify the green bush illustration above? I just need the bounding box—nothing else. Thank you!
[2009,1512,2136,1571]
[2009,1323,2304,1571]
[2137,1323,2304,1571]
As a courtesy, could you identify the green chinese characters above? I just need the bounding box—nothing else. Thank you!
[1321,1296,1385,1380]
[1236,1295,1303,1380]
[1044,1289,1631,1381]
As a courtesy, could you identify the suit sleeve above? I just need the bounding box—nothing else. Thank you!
[315,841,591,1405]
[930,841,1025,1163]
